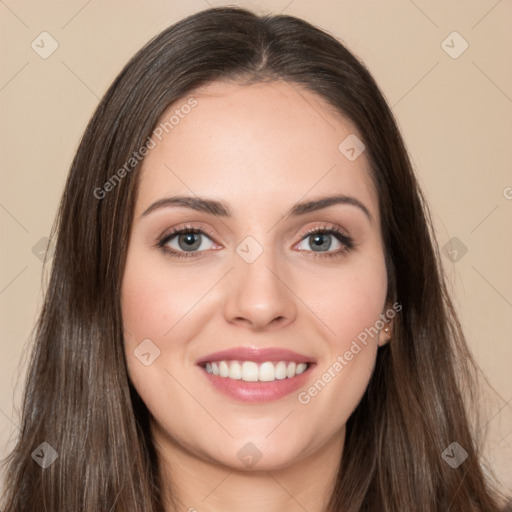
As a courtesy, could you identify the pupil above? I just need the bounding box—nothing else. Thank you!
[179,233,201,251]
[311,233,331,251]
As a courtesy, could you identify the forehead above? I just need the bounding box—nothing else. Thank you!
[136,80,378,221]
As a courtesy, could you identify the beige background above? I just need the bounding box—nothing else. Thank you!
[1,0,511,496]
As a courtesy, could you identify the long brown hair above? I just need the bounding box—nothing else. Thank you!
[1,6,506,511]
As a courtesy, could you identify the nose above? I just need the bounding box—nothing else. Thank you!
[223,246,297,331]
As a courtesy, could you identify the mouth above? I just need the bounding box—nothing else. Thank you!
[196,347,316,403]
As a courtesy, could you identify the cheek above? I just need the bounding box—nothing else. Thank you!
[121,252,214,345]
[301,250,388,347]
[120,249,227,415]
[120,250,191,386]
[293,251,387,410]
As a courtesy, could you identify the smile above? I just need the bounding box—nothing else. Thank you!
[196,347,316,403]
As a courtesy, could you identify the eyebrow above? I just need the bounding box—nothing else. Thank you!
[141,194,373,223]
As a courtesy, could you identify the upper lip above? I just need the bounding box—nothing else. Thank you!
[196,347,315,365]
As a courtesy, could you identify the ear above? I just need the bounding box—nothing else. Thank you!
[378,319,393,347]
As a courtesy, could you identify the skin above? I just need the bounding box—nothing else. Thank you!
[121,79,393,512]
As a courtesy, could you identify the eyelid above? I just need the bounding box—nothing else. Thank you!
[295,222,351,242]
[157,223,220,246]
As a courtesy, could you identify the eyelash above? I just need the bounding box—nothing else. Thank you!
[156,223,355,260]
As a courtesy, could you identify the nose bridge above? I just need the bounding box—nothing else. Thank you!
[223,234,297,329]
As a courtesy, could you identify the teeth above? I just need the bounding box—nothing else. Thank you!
[296,363,307,375]
[204,360,309,381]
[229,361,242,380]
[242,361,259,381]
[258,362,275,382]
[219,361,229,378]
[275,361,287,380]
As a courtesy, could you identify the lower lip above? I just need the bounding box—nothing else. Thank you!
[199,364,314,403]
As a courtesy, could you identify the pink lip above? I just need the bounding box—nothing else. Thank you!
[196,347,315,365]
[201,369,314,403]
[195,347,316,403]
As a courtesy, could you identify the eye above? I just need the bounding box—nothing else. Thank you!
[157,226,218,259]
[156,224,355,260]
[295,225,355,257]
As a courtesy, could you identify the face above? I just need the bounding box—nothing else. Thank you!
[121,80,392,473]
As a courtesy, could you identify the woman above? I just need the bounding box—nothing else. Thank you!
[1,6,507,511]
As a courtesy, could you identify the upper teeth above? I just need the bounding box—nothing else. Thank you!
[204,361,308,382]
